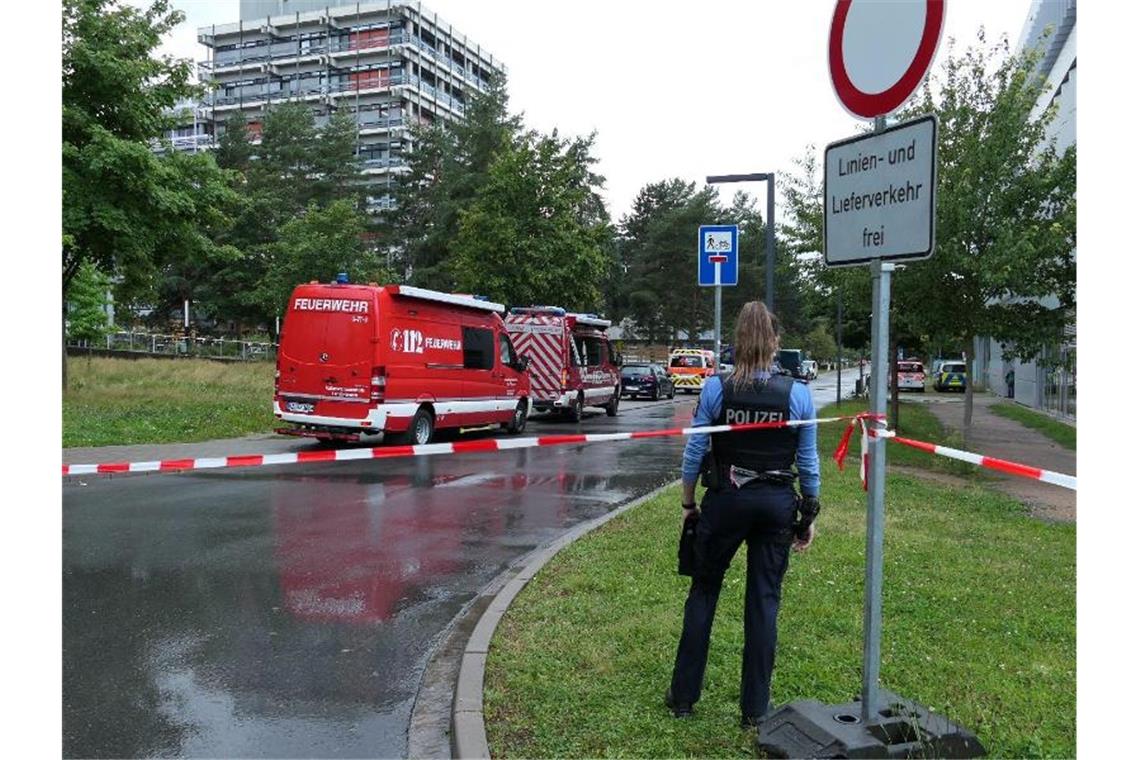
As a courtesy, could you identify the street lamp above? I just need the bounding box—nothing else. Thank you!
[705,172,777,311]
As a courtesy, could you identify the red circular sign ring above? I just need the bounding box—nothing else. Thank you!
[829,0,945,119]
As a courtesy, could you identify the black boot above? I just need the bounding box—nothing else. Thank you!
[740,707,774,730]
[664,689,693,718]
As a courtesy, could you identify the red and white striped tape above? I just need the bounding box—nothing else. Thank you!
[831,414,1077,491]
[62,412,1077,491]
[61,416,849,477]
[883,432,1077,490]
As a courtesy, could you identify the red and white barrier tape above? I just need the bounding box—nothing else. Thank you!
[832,413,883,490]
[62,412,1077,491]
[833,415,1077,491]
[884,432,1077,490]
[61,416,851,477]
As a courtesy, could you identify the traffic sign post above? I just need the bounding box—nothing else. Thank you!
[756,3,984,757]
[824,111,937,722]
[698,225,739,366]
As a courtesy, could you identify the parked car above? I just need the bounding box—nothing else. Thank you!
[801,359,818,381]
[934,361,968,392]
[896,360,926,392]
[504,306,621,421]
[775,348,809,381]
[620,363,675,400]
[275,282,531,445]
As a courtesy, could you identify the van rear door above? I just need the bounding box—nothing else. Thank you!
[504,314,566,402]
[278,287,377,420]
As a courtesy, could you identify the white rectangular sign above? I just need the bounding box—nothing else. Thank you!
[823,115,937,267]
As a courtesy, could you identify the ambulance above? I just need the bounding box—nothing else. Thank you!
[668,348,717,393]
[274,280,532,445]
[504,306,621,422]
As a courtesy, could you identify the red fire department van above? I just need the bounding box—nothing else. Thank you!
[504,307,621,421]
[274,281,531,445]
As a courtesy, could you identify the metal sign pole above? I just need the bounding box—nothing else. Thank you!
[765,178,776,311]
[862,257,892,721]
[714,275,723,368]
[836,287,843,406]
[861,114,890,723]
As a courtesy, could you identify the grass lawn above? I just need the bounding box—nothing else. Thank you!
[485,404,1074,758]
[989,402,1076,450]
[63,356,276,447]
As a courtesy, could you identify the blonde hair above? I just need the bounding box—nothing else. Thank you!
[728,301,779,389]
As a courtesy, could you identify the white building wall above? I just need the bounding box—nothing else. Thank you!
[976,0,1075,417]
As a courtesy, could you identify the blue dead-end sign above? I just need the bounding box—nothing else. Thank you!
[698,224,739,286]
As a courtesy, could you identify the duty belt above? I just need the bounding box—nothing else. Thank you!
[726,466,796,489]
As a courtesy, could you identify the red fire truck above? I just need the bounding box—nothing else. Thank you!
[504,307,621,422]
[274,281,531,445]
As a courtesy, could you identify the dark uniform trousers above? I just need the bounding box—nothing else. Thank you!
[669,481,796,718]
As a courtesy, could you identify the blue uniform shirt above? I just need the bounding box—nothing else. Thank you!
[680,372,820,497]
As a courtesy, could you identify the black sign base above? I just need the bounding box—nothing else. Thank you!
[754,690,985,758]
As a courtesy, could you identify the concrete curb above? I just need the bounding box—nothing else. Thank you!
[449,479,680,759]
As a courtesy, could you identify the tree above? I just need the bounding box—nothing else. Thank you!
[64,0,200,291]
[215,112,254,172]
[67,261,112,342]
[614,179,694,342]
[251,200,396,318]
[450,130,611,309]
[628,182,722,343]
[62,0,235,385]
[198,102,367,327]
[800,322,838,364]
[614,180,804,348]
[388,73,522,288]
[781,147,872,356]
[142,150,244,323]
[894,30,1077,431]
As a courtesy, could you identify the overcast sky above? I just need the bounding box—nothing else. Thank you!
[139,0,1033,221]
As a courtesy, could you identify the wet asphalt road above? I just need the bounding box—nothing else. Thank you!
[62,373,855,758]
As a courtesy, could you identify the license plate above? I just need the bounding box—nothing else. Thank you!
[286,400,315,413]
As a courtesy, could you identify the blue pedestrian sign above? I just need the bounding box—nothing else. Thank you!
[698,224,739,287]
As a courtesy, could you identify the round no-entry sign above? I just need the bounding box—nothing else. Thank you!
[829,0,945,119]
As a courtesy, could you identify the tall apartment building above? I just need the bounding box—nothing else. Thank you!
[189,0,504,214]
[975,0,1076,419]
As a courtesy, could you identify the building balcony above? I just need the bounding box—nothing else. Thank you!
[357,116,405,135]
[206,87,326,110]
[329,31,407,56]
[170,134,217,152]
[403,74,466,116]
[360,156,407,174]
[151,134,216,153]
[365,195,398,214]
[199,55,268,74]
[402,36,489,91]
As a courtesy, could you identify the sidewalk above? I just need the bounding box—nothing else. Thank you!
[62,432,301,468]
[915,393,1075,522]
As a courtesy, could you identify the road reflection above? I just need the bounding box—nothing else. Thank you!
[271,451,635,624]
[63,404,689,757]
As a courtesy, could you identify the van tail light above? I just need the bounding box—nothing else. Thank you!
[561,368,568,389]
[274,367,281,395]
[370,366,387,402]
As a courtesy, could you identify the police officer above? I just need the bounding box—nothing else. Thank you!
[665,301,821,728]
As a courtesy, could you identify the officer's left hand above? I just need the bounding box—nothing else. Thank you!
[682,506,698,525]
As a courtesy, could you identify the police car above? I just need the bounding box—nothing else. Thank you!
[934,361,968,392]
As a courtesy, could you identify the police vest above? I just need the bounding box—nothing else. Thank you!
[711,373,798,473]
